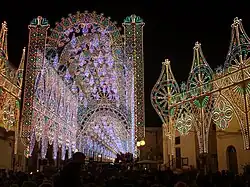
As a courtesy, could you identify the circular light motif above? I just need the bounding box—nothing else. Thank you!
[212,100,233,129]
[175,112,193,135]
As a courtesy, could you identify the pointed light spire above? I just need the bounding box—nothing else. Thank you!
[230,17,250,51]
[162,59,172,84]
[16,47,26,87]
[188,42,213,92]
[151,59,179,124]
[225,17,250,66]
[0,21,8,60]
[190,42,212,71]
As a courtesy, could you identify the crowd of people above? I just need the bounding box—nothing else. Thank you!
[0,152,250,187]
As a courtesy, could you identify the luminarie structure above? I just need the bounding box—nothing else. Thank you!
[21,12,145,159]
[0,21,26,164]
[151,17,250,167]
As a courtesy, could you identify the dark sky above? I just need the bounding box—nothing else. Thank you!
[1,0,250,126]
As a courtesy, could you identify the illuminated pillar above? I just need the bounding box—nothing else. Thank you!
[123,15,145,154]
[21,16,50,154]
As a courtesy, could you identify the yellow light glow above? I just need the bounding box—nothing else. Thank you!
[140,140,145,146]
[137,141,141,147]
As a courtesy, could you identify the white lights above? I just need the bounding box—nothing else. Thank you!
[140,140,145,146]
[137,140,145,147]
[22,12,145,160]
[136,141,140,147]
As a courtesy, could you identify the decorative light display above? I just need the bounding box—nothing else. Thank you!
[151,59,180,157]
[151,17,250,154]
[151,59,180,124]
[187,42,214,154]
[212,99,233,129]
[77,104,129,156]
[0,21,25,154]
[175,110,193,135]
[123,15,145,155]
[22,12,145,159]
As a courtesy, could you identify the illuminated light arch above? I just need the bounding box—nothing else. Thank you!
[22,12,145,159]
[81,104,129,127]
[76,104,130,156]
[47,11,123,49]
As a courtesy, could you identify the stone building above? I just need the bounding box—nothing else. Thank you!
[140,127,163,161]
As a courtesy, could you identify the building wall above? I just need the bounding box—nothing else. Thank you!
[0,140,12,169]
[140,127,163,161]
[216,114,250,173]
[178,131,197,168]
[0,130,13,169]
[216,131,250,173]
[162,130,197,168]
[162,113,250,173]
[0,128,26,171]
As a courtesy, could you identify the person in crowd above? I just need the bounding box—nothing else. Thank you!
[1,155,250,187]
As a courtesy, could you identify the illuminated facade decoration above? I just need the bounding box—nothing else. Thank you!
[151,17,250,156]
[0,21,26,154]
[21,12,145,159]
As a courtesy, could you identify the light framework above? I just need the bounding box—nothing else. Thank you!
[21,12,145,159]
[0,21,26,154]
[123,15,145,155]
[151,59,180,158]
[151,17,250,154]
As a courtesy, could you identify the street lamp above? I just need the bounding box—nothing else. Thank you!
[140,140,145,146]
[137,140,146,147]
[137,140,146,160]
[137,141,141,147]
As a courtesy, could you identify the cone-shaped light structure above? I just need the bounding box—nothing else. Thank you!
[225,17,250,68]
[151,59,180,125]
[188,42,213,96]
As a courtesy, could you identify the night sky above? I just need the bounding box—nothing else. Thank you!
[1,0,250,126]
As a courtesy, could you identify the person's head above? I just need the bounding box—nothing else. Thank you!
[39,183,52,187]
[11,184,19,187]
[72,152,86,164]
[123,184,134,187]
[21,181,37,187]
[174,181,188,187]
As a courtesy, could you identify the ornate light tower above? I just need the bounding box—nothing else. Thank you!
[123,15,145,155]
[21,16,50,156]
